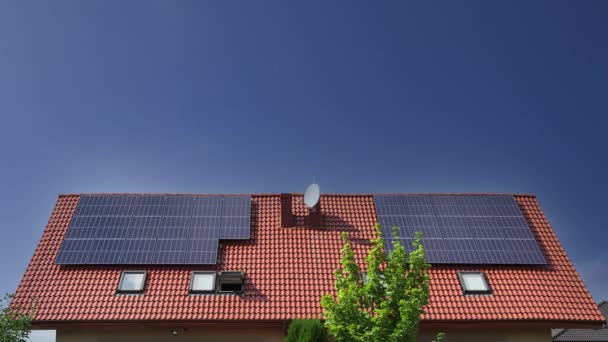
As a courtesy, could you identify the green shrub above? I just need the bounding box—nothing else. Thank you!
[1,294,35,342]
[285,319,329,342]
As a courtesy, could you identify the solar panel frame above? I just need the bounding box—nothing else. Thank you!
[56,195,253,265]
[373,195,546,265]
[219,196,251,240]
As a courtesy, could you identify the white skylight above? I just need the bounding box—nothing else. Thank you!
[117,271,146,293]
[190,272,216,293]
[458,272,491,295]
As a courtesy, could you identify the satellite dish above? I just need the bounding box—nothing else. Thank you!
[303,183,320,209]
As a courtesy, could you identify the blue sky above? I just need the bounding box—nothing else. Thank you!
[0,1,607,340]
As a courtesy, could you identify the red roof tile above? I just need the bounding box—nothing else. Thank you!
[12,194,604,326]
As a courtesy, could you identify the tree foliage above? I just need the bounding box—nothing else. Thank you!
[0,294,35,342]
[285,319,329,342]
[321,225,444,342]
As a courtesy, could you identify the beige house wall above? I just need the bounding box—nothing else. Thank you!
[57,326,551,342]
[57,326,285,342]
[419,327,552,342]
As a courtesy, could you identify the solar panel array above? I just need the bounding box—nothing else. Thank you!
[56,195,251,265]
[374,195,546,265]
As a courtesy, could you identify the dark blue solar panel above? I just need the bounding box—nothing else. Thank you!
[87,239,125,264]
[190,216,221,228]
[120,251,154,264]
[183,239,218,264]
[104,205,133,216]
[220,216,250,239]
[55,239,95,264]
[404,205,435,216]
[373,195,546,265]
[373,195,403,206]
[219,196,251,240]
[125,228,158,239]
[120,239,156,264]
[161,206,189,217]
[407,215,439,228]
[131,205,164,216]
[192,196,223,216]
[376,205,404,216]
[95,227,129,239]
[157,228,189,239]
[128,216,161,228]
[432,205,463,216]
[64,228,96,239]
[407,226,443,239]
[56,195,252,265]
[152,239,188,264]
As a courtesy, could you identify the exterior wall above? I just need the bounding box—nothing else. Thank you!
[57,326,551,342]
[57,326,285,342]
[419,327,552,342]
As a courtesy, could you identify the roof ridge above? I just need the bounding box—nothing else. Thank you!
[58,192,537,197]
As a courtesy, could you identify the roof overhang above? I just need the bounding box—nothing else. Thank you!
[34,318,604,331]
[32,319,289,331]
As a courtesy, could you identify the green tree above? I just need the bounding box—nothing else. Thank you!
[321,225,444,342]
[1,294,35,342]
[285,319,329,342]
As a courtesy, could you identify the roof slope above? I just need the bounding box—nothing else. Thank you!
[11,194,604,325]
[553,302,608,341]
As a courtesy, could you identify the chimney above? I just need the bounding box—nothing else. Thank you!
[280,193,294,228]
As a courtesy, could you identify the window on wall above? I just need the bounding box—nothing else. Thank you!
[117,271,147,294]
[218,271,244,293]
[189,272,216,293]
[457,271,491,295]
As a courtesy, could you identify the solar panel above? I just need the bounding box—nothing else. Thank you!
[183,239,218,264]
[373,195,546,265]
[56,195,252,265]
[219,196,251,239]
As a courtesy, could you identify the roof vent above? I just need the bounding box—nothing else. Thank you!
[304,183,323,228]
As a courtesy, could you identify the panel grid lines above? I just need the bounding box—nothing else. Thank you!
[374,195,546,265]
[56,195,252,265]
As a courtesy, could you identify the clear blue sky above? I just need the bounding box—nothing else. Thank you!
[0,2,607,339]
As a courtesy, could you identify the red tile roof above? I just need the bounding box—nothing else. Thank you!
[12,194,604,326]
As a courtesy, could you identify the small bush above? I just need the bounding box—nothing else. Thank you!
[285,319,329,342]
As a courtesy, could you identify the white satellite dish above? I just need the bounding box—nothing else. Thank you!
[303,183,320,209]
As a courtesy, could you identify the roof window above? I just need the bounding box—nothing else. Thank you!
[189,272,216,293]
[117,271,147,294]
[218,271,244,293]
[457,271,491,295]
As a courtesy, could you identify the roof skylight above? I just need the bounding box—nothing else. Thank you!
[190,272,216,293]
[458,271,491,295]
[117,271,147,294]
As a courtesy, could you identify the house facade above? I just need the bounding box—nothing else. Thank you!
[12,193,604,341]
